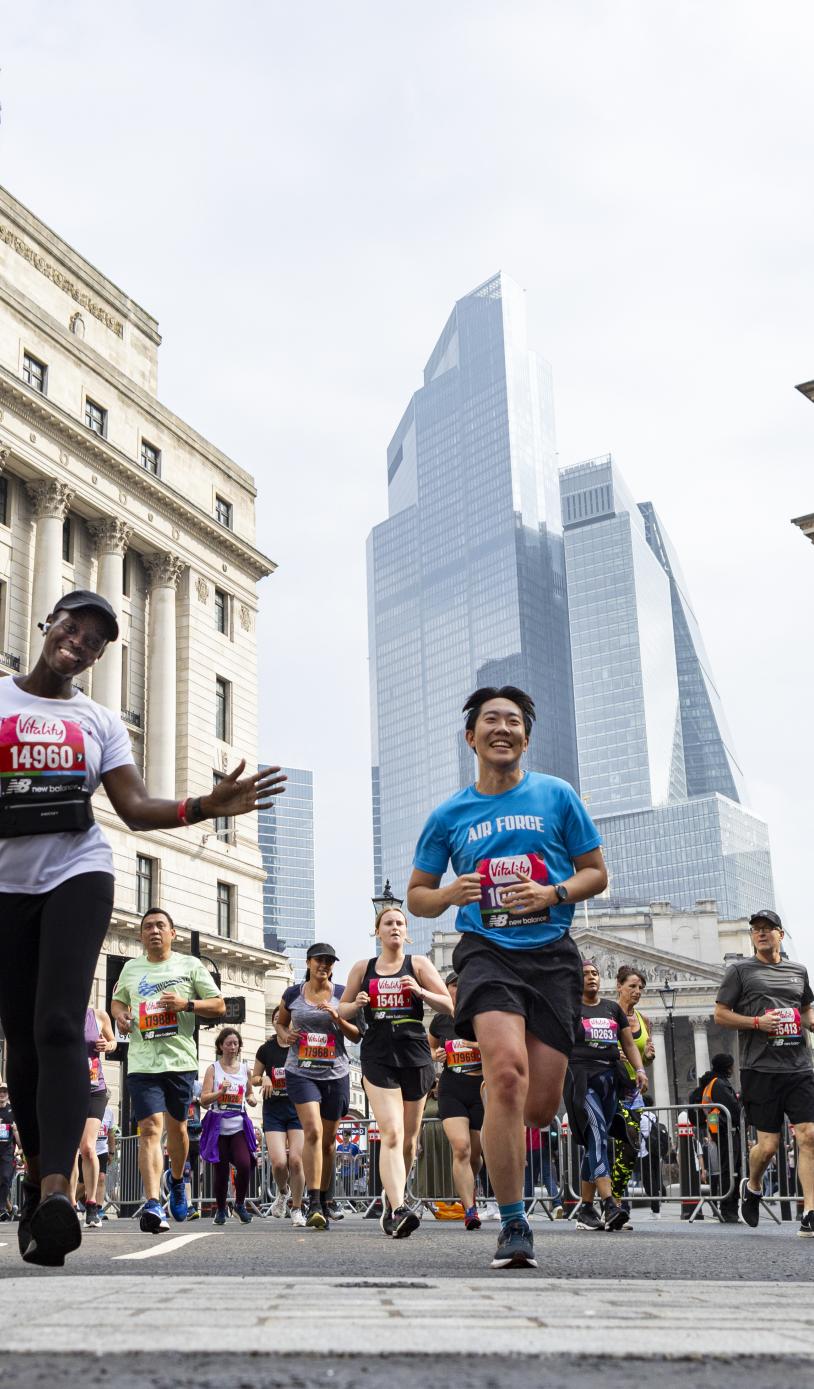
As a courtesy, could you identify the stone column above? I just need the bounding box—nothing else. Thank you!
[144,552,185,799]
[691,1016,711,1085]
[26,479,74,663]
[87,518,132,711]
[649,1018,671,1108]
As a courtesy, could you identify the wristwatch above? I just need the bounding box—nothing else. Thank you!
[186,1000,195,1013]
[554,884,569,903]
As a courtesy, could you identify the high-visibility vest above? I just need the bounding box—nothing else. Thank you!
[702,1078,720,1135]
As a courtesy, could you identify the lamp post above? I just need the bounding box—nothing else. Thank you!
[658,979,680,1106]
[371,879,404,917]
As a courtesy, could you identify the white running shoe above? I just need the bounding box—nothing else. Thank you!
[271,1190,289,1219]
[291,1207,307,1228]
[480,1201,501,1222]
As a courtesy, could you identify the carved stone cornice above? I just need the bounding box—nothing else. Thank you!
[25,477,73,521]
[690,1015,712,1031]
[88,517,132,557]
[0,447,9,470]
[144,550,185,590]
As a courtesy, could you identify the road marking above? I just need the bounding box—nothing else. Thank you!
[0,1276,813,1355]
[113,1232,213,1261]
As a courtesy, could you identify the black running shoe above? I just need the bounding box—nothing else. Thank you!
[490,1219,537,1269]
[798,1210,814,1238]
[380,1200,395,1236]
[574,1202,604,1231]
[306,1205,327,1230]
[17,1179,40,1259]
[602,1198,630,1232]
[325,1201,344,1221]
[739,1179,761,1228]
[392,1204,421,1239]
[22,1193,82,1267]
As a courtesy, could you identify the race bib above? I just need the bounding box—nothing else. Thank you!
[769,1008,803,1047]
[445,1038,482,1074]
[217,1082,245,1113]
[0,1124,10,1142]
[369,976,412,1017]
[582,1015,618,1046]
[298,1032,336,1067]
[98,1122,109,1142]
[0,713,93,834]
[476,853,550,930]
[88,1055,101,1086]
[271,1067,287,1095]
[138,999,179,1038]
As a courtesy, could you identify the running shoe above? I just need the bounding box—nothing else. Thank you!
[17,1179,40,1258]
[490,1219,537,1269]
[214,1208,227,1226]
[168,1177,189,1223]
[0,1210,10,1222]
[574,1202,604,1231]
[291,1207,307,1228]
[552,1204,565,1220]
[739,1179,762,1228]
[798,1210,814,1238]
[601,1198,630,1232]
[480,1201,501,1221]
[84,1203,103,1229]
[325,1201,344,1220]
[233,1203,252,1224]
[464,1207,481,1231]
[379,1200,395,1236]
[22,1193,82,1267]
[271,1189,289,1219]
[392,1204,421,1239]
[306,1205,328,1230]
[140,1199,170,1234]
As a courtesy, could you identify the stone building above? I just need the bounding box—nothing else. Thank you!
[0,185,292,1103]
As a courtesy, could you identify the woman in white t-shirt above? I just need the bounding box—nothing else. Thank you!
[0,590,286,1268]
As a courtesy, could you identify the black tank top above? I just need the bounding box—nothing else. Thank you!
[361,955,431,1069]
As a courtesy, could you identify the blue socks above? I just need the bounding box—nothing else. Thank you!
[499,1200,527,1229]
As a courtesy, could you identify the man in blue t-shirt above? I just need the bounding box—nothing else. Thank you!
[407,685,607,1270]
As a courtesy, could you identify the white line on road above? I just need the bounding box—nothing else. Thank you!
[113,1233,213,1261]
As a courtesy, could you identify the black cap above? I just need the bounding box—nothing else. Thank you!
[749,909,783,930]
[51,590,119,641]
[445,971,458,986]
[307,941,339,962]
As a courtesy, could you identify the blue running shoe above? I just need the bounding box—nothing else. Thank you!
[233,1204,252,1224]
[168,1178,189,1223]
[214,1208,227,1226]
[140,1199,169,1234]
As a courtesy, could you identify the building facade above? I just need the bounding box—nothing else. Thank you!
[368,272,577,951]
[258,764,315,978]
[0,186,291,1098]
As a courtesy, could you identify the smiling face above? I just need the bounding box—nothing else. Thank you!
[308,955,334,983]
[465,697,529,770]
[44,607,109,679]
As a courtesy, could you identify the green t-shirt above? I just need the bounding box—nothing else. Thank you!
[113,952,221,1075]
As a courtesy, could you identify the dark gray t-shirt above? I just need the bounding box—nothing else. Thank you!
[717,958,814,1073]
[282,983,349,1081]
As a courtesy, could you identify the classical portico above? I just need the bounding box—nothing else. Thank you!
[26,477,74,655]
[144,551,185,798]
[88,517,131,710]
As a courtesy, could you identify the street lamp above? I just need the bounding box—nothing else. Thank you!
[371,879,404,917]
[658,978,680,1107]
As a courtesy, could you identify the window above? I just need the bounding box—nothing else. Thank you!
[140,440,160,475]
[214,588,229,635]
[216,881,233,938]
[62,517,73,563]
[120,643,129,710]
[0,475,8,528]
[215,495,233,529]
[23,353,47,394]
[122,551,130,597]
[136,855,155,916]
[212,771,231,839]
[85,398,107,437]
[215,676,231,742]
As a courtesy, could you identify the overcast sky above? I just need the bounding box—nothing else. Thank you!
[3,2,814,965]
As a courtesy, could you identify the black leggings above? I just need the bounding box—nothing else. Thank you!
[213,1130,252,1210]
[0,871,114,1179]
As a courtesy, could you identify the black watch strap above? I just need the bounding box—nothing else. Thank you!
[555,884,569,903]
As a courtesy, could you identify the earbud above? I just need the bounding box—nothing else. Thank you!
[37,622,51,634]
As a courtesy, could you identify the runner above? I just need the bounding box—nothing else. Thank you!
[252,1007,306,1226]
[700,1052,742,1223]
[0,1081,18,1221]
[341,907,451,1238]
[0,589,285,1265]
[407,685,607,1269]
[111,907,226,1234]
[564,960,646,1231]
[77,1002,116,1229]
[200,1027,257,1225]
[714,909,814,1235]
[277,943,360,1230]
[428,971,484,1230]
[610,967,655,1212]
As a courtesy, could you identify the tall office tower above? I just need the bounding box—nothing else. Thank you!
[561,456,686,817]
[639,502,746,803]
[368,273,577,951]
[258,766,315,978]
[562,459,774,919]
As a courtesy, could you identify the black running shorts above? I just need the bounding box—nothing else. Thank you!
[740,1068,814,1133]
[452,929,583,1056]
[438,1070,484,1130]
[362,1059,435,1101]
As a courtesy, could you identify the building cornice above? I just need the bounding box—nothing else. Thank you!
[791,512,814,544]
[0,371,276,582]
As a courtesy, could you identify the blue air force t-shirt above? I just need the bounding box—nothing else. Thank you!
[413,771,602,950]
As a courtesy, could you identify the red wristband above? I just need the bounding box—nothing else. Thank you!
[178,797,190,826]
[753,1015,760,1029]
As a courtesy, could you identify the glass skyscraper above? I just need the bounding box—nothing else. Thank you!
[368,272,577,952]
[258,765,315,979]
